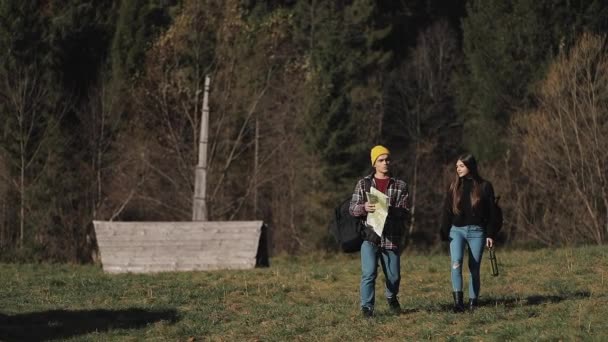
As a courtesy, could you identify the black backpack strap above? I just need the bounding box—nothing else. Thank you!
[363,177,372,198]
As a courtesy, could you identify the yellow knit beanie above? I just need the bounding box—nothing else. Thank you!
[370,145,390,166]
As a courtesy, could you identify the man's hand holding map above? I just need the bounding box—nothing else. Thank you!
[366,187,389,237]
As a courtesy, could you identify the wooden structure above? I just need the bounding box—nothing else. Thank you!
[93,220,268,273]
[92,75,271,274]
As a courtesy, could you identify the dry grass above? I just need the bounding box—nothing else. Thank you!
[0,245,607,341]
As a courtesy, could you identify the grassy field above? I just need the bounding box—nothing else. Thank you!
[0,245,607,341]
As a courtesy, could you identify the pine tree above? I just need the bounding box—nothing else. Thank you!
[457,0,608,160]
[111,0,172,81]
[295,0,393,191]
[0,0,63,253]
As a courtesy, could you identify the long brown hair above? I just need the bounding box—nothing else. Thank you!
[449,154,483,214]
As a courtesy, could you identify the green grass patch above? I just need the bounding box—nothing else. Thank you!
[0,246,607,341]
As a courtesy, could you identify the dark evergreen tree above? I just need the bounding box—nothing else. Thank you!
[295,0,394,191]
[111,0,173,81]
[0,0,65,257]
[457,0,608,160]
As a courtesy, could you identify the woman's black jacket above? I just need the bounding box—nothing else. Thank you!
[439,178,498,240]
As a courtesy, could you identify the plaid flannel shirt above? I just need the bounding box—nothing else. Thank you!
[349,174,409,250]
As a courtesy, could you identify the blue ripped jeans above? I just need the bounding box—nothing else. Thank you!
[449,225,485,299]
[360,241,401,309]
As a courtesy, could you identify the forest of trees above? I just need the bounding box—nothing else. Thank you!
[0,0,606,262]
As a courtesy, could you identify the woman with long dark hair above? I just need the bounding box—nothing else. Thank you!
[440,154,498,312]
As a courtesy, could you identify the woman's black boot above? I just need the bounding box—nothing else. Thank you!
[468,298,478,312]
[452,291,465,313]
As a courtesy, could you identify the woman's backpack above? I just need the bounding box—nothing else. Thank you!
[493,195,503,233]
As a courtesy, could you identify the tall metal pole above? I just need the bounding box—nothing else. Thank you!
[193,75,211,221]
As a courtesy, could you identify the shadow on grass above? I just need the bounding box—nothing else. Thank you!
[0,308,178,342]
[436,291,592,312]
[483,291,591,307]
[400,308,422,315]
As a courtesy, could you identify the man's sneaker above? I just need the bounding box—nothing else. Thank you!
[387,297,401,314]
[361,306,374,318]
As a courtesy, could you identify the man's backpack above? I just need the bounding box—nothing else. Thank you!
[329,198,365,253]
[329,179,372,253]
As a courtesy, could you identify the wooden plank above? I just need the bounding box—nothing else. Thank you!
[102,261,256,268]
[97,240,259,250]
[94,221,263,229]
[99,245,258,255]
[96,233,260,241]
[103,263,255,274]
[102,260,256,269]
[100,251,258,261]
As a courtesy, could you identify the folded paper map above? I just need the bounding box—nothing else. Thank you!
[366,187,389,237]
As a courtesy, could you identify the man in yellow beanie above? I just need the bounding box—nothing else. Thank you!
[349,145,409,318]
